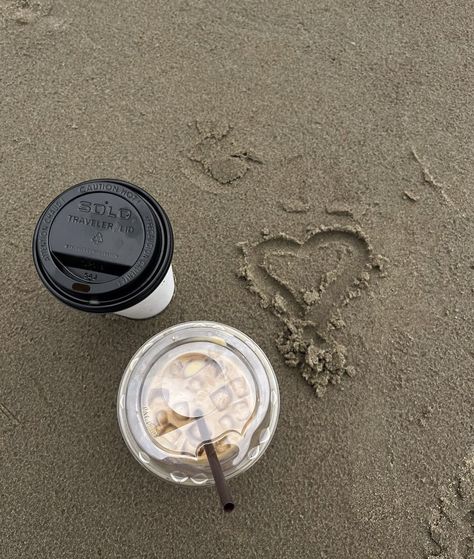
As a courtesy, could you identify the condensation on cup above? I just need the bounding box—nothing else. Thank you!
[32,179,174,319]
[117,322,280,486]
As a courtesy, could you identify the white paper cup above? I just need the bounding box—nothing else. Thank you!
[115,266,175,319]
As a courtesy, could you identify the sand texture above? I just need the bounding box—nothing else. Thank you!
[1,1,473,558]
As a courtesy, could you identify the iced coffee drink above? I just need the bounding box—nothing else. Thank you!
[117,322,280,486]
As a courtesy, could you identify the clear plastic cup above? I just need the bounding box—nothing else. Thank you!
[117,322,280,486]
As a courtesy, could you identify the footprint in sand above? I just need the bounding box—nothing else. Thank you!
[181,120,263,193]
[239,225,386,396]
[427,450,474,559]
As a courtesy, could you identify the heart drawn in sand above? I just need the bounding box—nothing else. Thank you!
[240,225,383,396]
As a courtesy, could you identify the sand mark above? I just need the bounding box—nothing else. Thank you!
[181,120,263,193]
[0,401,20,429]
[411,147,454,208]
[427,450,474,559]
[0,0,51,24]
[325,205,354,217]
[278,155,312,214]
[239,225,385,396]
[282,198,311,213]
[0,0,66,31]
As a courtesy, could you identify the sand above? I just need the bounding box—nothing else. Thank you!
[0,1,473,557]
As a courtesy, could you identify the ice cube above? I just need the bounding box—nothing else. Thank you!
[233,400,250,421]
[230,377,249,398]
[210,386,233,411]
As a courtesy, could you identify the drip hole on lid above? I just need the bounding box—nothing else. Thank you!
[72,283,91,293]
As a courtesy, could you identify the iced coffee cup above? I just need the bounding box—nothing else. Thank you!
[33,179,174,319]
[117,322,280,509]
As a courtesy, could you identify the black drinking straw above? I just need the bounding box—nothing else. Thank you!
[196,410,235,512]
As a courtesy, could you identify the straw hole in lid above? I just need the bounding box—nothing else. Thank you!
[72,283,90,293]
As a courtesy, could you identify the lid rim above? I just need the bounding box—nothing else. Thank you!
[32,179,174,313]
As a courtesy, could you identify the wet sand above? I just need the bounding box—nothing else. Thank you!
[1,1,473,557]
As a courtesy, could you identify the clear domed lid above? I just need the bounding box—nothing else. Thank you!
[117,322,280,486]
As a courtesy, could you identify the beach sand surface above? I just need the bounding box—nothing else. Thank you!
[0,1,473,557]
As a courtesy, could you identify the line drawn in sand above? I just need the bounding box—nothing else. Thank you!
[180,120,263,194]
[411,147,455,209]
[0,401,20,429]
[239,225,386,396]
[427,449,474,559]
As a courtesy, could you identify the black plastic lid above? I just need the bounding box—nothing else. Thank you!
[33,179,174,313]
